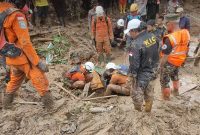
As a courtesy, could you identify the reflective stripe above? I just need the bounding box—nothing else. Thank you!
[171,51,187,55]
[169,35,177,46]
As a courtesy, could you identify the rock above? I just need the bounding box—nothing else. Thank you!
[61,122,77,134]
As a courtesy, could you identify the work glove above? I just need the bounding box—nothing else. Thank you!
[37,60,49,72]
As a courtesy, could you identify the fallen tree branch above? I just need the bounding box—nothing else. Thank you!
[180,85,200,95]
[13,101,39,105]
[54,82,80,100]
[82,95,118,101]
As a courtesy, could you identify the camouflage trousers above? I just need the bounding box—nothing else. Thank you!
[160,62,179,88]
[131,79,156,107]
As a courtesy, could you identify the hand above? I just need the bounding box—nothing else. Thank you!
[37,60,49,72]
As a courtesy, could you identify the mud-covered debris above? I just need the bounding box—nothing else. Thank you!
[89,106,114,113]
[61,121,77,134]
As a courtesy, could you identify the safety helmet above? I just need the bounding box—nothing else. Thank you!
[130,3,138,12]
[6,0,26,9]
[117,19,124,27]
[105,63,117,70]
[95,6,104,17]
[84,62,95,73]
[124,19,141,34]
[176,7,184,13]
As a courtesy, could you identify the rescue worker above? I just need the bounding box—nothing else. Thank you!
[35,0,49,26]
[125,3,141,29]
[51,0,67,27]
[91,6,114,66]
[112,19,125,48]
[160,14,190,100]
[119,0,127,14]
[64,62,95,89]
[124,19,160,112]
[104,63,131,96]
[0,0,53,109]
[176,7,190,31]
[135,0,148,21]
[156,16,167,39]
[147,19,162,40]
[146,0,160,21]
[88,0,98,33]
[167,0,180,14]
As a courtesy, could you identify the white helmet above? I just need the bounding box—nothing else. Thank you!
[117,19,124,27]
[95,6,104,17]
[84,62,95,72]
[106,63,117,70]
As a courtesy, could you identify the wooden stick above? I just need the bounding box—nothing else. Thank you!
[187,56,200,59]
[87,92,96,98]
[81,82,90,98]
[54,83,80,100]
[14,101,39,105]
[32,38,53,42]
[82,95,118,101]
[180,85,200,95]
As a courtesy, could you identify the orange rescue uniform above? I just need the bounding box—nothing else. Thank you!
[110,72,128,86]
[1,3,48,96]
[161,29,190,67]
[91,16,114,54]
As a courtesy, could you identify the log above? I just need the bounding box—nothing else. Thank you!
[81,82,90,98]
[14,101,39,105]
[54,83,80,100]
[32,38,53,42]
[82,95,118,101]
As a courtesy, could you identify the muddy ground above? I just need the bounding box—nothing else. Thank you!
[0,1,200,135]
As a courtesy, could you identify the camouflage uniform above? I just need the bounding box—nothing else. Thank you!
[160,62,179,88]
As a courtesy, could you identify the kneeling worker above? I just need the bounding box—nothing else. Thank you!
[64,62,95,89]
[103,63,130,96]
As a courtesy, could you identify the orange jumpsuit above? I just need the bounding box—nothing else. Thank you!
[91,16,114,54]
[0,3,48,96]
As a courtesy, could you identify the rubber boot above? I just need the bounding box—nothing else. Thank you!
[106,54,111,64]
[41,91,54,110]
[162,88,171,100]
[3,93,14,109]
[119,4,123,14]
[145,100,153,112]
[62,17,66,27]
[172,81,179,96]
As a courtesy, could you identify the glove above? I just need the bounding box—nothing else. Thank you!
[37,60,49,72]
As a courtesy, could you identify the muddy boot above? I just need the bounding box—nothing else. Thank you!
[134,104,142,112]
[105,54,111,64]
[145,100,153,112]
[172,81,179,96]
[41,92,54,110]
[97,54,104,67]
[162,88,171,100]
[3,93,14,109]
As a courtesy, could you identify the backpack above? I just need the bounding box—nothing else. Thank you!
[0,8,22,58]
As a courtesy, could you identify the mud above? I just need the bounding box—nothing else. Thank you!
[0,1,200,135]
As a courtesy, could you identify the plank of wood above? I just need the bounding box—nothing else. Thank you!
[14,101,39,105]
[82,95,118,101]
[54,83,80,100]
[81,82,90,98]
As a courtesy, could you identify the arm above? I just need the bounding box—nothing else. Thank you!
[160,37,173,69]
[12,13,39,66]
[108,17,114,40]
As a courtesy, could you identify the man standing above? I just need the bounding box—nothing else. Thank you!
[176,7,190,31]
[91,6,114,66]
[124,19,160,112]
[0,0,53,109]
[160,14,190,100]
[35,0,49,26]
